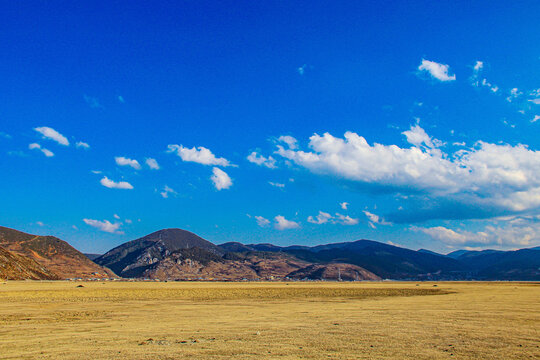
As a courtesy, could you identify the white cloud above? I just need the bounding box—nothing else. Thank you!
[418,59,456,82]
[274,215,300,230]
[402,123,442,148]
[160,185,177,198]
[247,151,276,168]
[115,156,141,170]
[83,218,123,234]
[277,135,298,150]
[307,211,333,224]
[254,216,271,227]
[167,144,232,167]
[340,202,349,210]
[100,176,133,190]
[36,221,44,226]
[113,214,120,219]
[210,167,232,190]
[297,64,307,75]
[307,211,359,225]
[274,124,540,218]
[145,157,160,170]
[335,213,359,225]
[28,143,54,157]
[530,98,540,105]
[532,115,540,123]
[363,211,391,226]
[268,181,285,188]
[76,141,90,149]
[34,126,69,146]
[506,88,523,102]
[91,170,102,174]
[473,61,483,72]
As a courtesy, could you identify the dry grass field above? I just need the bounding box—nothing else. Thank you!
[0,281,538,359]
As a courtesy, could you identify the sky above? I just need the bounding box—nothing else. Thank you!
[1,1,539,254]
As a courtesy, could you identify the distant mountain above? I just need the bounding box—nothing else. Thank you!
[452,248,540,280]
[95,228,224,278]
[417,249,445,257]
[280,240,464,280]
[84,253,102,261]
[0,226,116,279]
[0,246,58,280]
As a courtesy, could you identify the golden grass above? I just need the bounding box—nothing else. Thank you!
[0,281,538,359]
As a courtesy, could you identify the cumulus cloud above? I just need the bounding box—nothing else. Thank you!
[532,115,540,123]
[83,218,123,234]
[340,202,349,210]
[418,59,456,82]
[211,167,232,190]
[76,141,90,149]
[167,144,232,167]
[145,157,160,170]
[28,143,54,157]
[100,176,133,189]
[412,217,540,249]
[274,215,300,230]
[34,126,69,146]
[115,156,141,170]
[160,185,177,198]
[274,124,540,221]
[247,151,276,168]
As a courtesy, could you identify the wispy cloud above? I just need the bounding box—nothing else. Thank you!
[76,141,90,149]
[28,143,54,157]
[247,151,276,168]
[307,211,359,225]
[34,126,69,146]
[268,181,285,188]
[160,185,177,198]
[100,176,133,189]
[84,95,103,109]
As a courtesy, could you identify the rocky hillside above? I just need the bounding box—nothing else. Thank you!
[0,226,115,279]
[95,228,224,278]
[0,246,59,280]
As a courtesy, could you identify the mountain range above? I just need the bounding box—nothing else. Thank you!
[1,225,538,281]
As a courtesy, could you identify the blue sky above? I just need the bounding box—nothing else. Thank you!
[1,1,539,254]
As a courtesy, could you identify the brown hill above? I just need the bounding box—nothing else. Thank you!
[0,246,58,280]
[287,263,381,281]
[141,249,310,281]
[0,226,116,279]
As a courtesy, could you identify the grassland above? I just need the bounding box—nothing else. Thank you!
[0,281,538,359]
